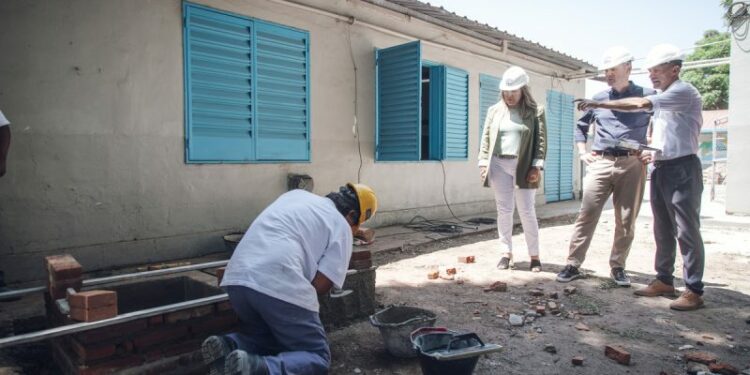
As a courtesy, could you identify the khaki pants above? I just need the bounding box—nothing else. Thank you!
[567,155,646,269]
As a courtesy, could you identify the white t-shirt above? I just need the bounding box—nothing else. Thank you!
[0,110,9,127]
[221,189,353,312]
[646,80,703,161]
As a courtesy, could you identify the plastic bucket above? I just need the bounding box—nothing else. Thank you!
[411,328,503,375]
[369,306,437,358]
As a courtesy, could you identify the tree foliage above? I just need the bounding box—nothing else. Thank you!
[681,30,730,109]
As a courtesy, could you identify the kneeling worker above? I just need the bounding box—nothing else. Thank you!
[202,183,378,375]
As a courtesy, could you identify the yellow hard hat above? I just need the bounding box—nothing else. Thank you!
[347,183,377,225]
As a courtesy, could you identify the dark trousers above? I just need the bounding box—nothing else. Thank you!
[224,286,330,375]
[650,154,705,294]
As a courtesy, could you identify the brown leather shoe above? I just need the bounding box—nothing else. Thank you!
[670,290,704,311]
[633,279,676,297]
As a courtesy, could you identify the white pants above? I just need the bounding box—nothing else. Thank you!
[488,156,540,257]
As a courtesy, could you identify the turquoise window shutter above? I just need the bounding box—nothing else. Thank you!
[559,91,575,200]
[479,74,500,142]
[544,90,575,202]
[184,4,254,162]
[545,90,562,202]
[254,21,310,161]
[428,65,445,160]
[375,41,422,161]
[443,66,469,160]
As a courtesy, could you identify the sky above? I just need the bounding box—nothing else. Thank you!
[425,0,727,96]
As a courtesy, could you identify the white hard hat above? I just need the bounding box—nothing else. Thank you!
[599,46,633,70]
[644,44,685,69]
[499,66,529,91]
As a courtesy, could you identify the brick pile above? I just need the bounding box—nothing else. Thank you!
[52,301,239,374]
[45,255,83,300]
[69,291,118,322]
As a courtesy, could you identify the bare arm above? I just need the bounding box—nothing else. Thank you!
[574,97,652,113]
[0,126,10,177]
[311,271,334,295]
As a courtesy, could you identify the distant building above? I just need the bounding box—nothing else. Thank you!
[699,110,728,166]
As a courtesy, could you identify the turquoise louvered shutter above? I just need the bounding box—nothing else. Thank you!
[254,21,309,161]
[479,74,501,142]
[559,92,575,200]
[443,66,469,160]
[375,41,421,161]
[544,90,575,202]
[184,5,254,162]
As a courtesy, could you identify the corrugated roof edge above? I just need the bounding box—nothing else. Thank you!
[362,0,597,75]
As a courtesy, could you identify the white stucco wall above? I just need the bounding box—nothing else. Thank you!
[0,0,585,282]
[726,26,750,215]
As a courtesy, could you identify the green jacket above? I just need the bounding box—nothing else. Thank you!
[478,101,547,189]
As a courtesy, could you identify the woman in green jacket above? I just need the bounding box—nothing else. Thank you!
[478,66,547,272]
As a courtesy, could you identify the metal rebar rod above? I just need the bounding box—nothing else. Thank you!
[0,260,229,300]
[0,293,229,349]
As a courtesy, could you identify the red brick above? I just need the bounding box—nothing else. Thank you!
[118,340,134,354]
[427,271,439,280]
[458,255,475,263]
[45,254,83,281]
[350,250,372,261]
[70,337,116,363]
[483,281,507,292]
[190,313,239,336]
[148,315,164,326]
[215,301,233,313]
[604,345,631,365]
[708,362,739,375]
[76,319,148,343]
[70,304,118,322]
[445,267,457,275]
[683,351,719,365]
[349,258,373,270]
[69,291,117,310]
[133,325,190,350]
[572,356,584,366]
[77,355,143,375]
[216,267,226,286]
[49,277,83,300]
[165,305,214,324]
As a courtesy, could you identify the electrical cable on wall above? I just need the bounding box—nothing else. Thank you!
[346,19,364,183]
[728,1,750,52]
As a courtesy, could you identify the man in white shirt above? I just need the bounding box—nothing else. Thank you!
[574,44,706,311]
[202,183,377,375]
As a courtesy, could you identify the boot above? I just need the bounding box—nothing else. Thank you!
[633,279,676,297]
[670,290,704,311]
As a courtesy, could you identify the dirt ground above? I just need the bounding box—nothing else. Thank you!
[328,203,750,375]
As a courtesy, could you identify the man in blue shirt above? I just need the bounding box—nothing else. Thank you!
[557,47,654,286]
[573,44,706,311]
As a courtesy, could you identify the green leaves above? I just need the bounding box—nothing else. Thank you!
[681,29,730,109]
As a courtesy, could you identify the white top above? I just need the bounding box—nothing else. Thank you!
[646,80,703,161]
[0,110,9,127]
[494,108,525,157]
[221,189,353,312]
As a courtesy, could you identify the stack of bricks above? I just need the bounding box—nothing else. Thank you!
[69,291,118,323]
[51,300,239,374]
[45,254,83,300]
